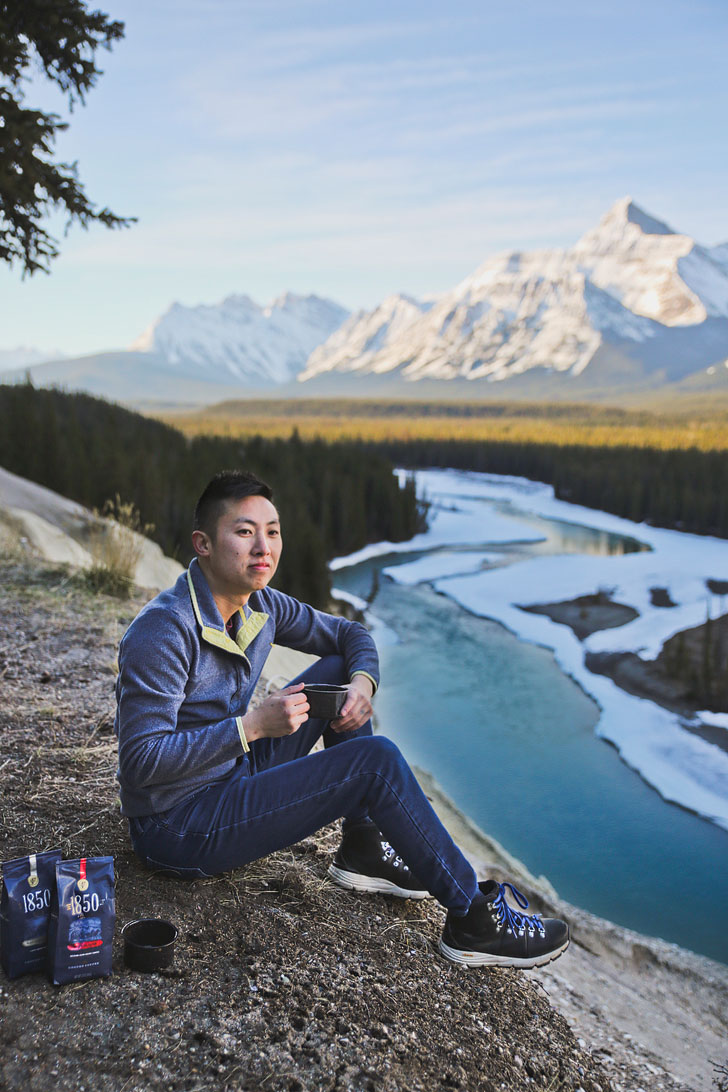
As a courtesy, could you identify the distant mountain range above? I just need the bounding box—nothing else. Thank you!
[5,198,728,406]
[299,197,728,396]
[0,346,66,373]
[131,292,349,387]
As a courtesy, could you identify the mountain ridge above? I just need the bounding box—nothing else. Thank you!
[131,291,349,387]
[5,198,728,405]
[299,197,728,391]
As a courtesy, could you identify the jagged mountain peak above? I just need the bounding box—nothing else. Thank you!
[268,290,303,311]
[263,292,349,324]
[131,291,348,387]
[571,198,728,326]
[597,196,676,237]
[460,246,572,299]
[300,293,430,380]
[371,292,431,316]
[574,198,689,260]
[300,198,728,390]
[219,294,259,312]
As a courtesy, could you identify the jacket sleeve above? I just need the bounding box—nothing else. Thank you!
[115,607,245,792]
[264,589,380,690]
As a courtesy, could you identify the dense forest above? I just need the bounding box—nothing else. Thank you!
[3,384,728,611]
[165,397,728,538]
[370,436,728,539]
[164,397,728,452]
[0,384,423,606]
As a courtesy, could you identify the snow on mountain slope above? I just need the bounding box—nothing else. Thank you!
[302,253,583,381]
[132,292,348,387]
[300,198,728,387]
[304,295,433,376]
[573,197,728,325]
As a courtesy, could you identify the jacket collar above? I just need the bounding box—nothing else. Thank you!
[186,558,269,659]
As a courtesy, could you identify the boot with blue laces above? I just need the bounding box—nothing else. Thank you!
[440,879,569,968]
[328,820,431,899]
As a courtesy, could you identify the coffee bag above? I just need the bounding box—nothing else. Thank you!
[1,849,62,978]
[47,856,115,985]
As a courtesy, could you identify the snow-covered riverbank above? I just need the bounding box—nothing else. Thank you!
[332,468,728,831]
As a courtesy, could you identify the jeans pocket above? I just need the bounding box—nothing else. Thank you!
[129,814,156,837]
[129,814,213,878]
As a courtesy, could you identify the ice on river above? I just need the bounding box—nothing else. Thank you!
[333,468,728,831]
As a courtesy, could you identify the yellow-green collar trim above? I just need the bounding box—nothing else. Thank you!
[236,609,270,653]
[186,569,269,659]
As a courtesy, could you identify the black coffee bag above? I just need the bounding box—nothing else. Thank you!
[1,849,63,978]
[47,856,115,985]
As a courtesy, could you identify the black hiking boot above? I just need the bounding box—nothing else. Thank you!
[328,821,430,899]
[440,879,569,968]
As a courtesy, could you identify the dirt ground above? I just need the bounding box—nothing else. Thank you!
[0,558,613,1092]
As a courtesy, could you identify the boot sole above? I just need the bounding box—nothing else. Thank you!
[328,863,431,899]
[438,936,570,968]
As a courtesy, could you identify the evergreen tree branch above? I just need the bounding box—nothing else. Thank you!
[0,0,133,275]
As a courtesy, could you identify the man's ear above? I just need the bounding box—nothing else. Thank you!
[191,529,211,557]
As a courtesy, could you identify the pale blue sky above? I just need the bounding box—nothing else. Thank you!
[2,0,726,356]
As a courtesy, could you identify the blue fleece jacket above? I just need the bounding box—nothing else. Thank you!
[114,558,379,817]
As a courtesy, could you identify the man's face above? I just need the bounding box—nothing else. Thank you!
[195,494,282,601]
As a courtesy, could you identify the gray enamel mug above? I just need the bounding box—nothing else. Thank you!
[302,683,348,720]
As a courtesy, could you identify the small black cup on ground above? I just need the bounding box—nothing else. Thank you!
[302,683,348,720]
[123,918,177,973]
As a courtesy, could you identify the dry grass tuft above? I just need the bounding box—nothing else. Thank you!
[82,495,154,598]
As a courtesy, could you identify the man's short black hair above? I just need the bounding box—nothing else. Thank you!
[194,470,274,537]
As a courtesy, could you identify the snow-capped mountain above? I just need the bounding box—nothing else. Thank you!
[304,294,435,377]
[8,200,728,405]
[132,292,349,387]
[299,198,728,389]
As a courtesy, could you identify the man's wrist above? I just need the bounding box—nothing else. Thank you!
[350,671,376,698]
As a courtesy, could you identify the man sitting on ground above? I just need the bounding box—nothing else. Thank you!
[114,469,569,968]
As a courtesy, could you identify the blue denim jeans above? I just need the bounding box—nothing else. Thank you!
[129,656,479,912]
